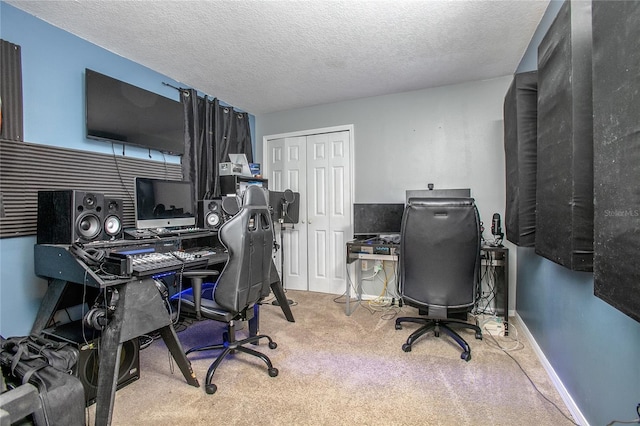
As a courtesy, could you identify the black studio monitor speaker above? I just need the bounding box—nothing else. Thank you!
[198,199,225,230]
[37,190,105,244]
[77,337,140,406]
[42,322,140,406]
[103,197,123,240]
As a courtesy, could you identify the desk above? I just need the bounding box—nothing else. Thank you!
[345,240,399,315]
[32,244,199,426]
[32,232,293,426]
[345,240,509,334]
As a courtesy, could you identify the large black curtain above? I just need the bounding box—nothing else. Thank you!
[181,89,253,204]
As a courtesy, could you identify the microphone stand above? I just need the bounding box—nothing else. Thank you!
[273,202,294,306]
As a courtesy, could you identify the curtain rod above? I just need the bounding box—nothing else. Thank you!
[162,82,211,101]
[162,81,183,92]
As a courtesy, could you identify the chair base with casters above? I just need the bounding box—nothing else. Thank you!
[173,280,279,395]
[395,316,482,361]
[186,318,278,395]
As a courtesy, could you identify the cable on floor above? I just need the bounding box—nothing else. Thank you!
[485,324,578,425]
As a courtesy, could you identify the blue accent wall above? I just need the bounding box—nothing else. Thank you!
[515,2,640,425]
[0,2,254,337]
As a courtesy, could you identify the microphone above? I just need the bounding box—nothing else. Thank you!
[491,213,502,237]
[281,189,295,221]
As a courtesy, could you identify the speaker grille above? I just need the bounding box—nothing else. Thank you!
[198,199,225,230]
[78,338,140,406]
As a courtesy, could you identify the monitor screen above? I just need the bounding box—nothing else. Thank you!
[86,68,185,155]
[353,203,405,236]
[134,177,196,229]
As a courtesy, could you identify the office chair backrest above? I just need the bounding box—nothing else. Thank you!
[400,197,480,312]
[215,185,274,313]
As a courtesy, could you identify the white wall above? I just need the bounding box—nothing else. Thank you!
[255,76,517,312]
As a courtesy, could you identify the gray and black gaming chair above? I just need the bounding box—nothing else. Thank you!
[395,197,483,361]
[177,185,278,394]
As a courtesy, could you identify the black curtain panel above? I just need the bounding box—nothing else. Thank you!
[213,100,253,197]
[182,91,253,201]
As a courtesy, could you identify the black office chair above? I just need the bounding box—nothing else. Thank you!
[176,185,278,394]
[395,197,483,361]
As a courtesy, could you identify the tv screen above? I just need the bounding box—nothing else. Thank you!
[85,68,185,155]
[134,177,195,229]
[353,203,405,236]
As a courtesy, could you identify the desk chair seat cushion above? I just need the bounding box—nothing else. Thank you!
[175,283,235,323]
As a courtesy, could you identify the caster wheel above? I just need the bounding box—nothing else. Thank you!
[395,323,402,330]
[205,383,217,394]
[402,343,412,352]
[461,352,471,362]
[475,332,483,340]
[269,341,277,349]
[268,367,279,377]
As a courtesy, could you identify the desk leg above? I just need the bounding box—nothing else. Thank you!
[94,324,122,426]
[157,326,199,386]
[270,281,295,322]
[346,260,362,316]
[503,253,509,336]
[346,262,352,315]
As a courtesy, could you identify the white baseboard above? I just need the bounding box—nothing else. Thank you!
[514,313,588,426]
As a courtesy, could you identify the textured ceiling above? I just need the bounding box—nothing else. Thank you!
[6,0,548,115]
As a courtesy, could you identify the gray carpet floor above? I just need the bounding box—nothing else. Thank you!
[89,290,576,425]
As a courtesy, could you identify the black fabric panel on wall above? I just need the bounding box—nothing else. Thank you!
[536,0,594,271]
[0,139,182,238]
[592,1,640,323]
[504,71,538,247]
[0,39,24,142]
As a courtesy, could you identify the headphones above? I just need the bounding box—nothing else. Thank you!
[84,307,108,330]
[83,288,120,330]
[70,242,105,267]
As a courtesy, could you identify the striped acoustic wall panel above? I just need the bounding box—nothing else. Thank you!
[0,138,182,239]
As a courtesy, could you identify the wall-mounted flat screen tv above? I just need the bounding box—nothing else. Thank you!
[85,68,185,155]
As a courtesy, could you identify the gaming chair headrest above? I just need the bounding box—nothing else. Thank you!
[243,185,268,207]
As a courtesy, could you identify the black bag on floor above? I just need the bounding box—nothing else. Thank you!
[1,334,85,426]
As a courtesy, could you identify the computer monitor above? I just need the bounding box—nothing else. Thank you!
[134,177,196,229]
[353,203,405,237]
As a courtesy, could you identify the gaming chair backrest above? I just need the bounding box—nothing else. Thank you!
[215,186,273,313]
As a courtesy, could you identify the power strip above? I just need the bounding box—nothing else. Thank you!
[484,320,505,336]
